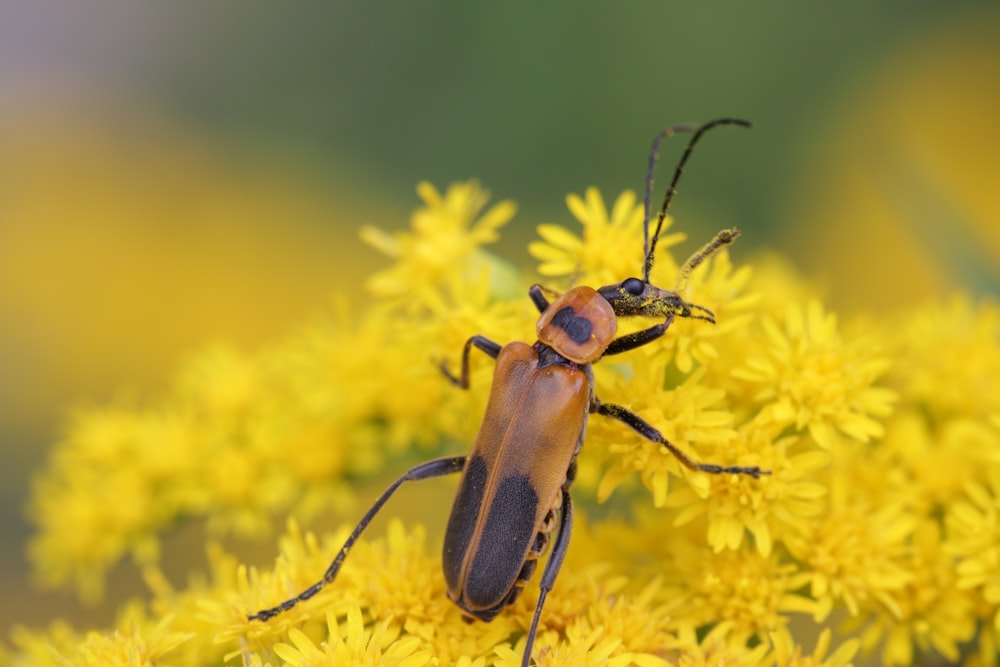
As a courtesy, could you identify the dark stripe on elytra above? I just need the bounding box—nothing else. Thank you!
[442,455,488,592]
[465,473,539,608]
[551,307,593,345]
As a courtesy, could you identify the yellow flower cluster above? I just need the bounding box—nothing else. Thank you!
[9,181,1000,666]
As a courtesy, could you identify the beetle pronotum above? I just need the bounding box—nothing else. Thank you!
[249,118,768,666]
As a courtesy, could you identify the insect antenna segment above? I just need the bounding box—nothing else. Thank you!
[643,118,751,283]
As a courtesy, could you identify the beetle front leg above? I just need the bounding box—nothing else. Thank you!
[528,283,563,314]
[521,488,573,667]
[594,399,769,478]
[601,316,675,357]
[438,335,502,389]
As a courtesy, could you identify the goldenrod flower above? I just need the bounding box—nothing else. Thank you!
[766,628,859,667]
[730,300,896,449]
[5,607,192,667]
[666,428,828,556]
[361,181,518,310]
[11,180,1000,666]
[858,522,976,666]
[531,188,657,287]
[887,296,1000,422]
[665,542,822,649]
[668,623,770,666]
[261,608,431,667]
[784,499,914,619]
[947,468,1000,631]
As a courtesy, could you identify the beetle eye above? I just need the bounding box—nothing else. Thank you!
[622,278,644,295]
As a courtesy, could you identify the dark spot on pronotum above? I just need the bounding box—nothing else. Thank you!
[550,307,593,345]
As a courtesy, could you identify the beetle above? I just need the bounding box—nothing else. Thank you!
[248,118,768,666]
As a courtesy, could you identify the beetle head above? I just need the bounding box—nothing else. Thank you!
[597,277,717,323]
[598,118,748,325]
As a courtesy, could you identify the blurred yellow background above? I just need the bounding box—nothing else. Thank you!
[1,1,997,637]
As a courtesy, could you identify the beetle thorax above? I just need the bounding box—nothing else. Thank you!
[535,286,617,364]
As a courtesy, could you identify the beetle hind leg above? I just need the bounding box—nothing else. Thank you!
[247,455,467,622]
[502,505,558,612]
[520,489,574,667]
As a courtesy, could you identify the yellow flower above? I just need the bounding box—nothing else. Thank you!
[766,628,859,667]
[266,608,431,667]
[666,428,828,556]
[4,621,81,667]
[361,181,518,309]
[28,406,190,601]
[70,616,192,667]
[508,563,673,663]
[784,499,913,619]
[730,300,896,449]
[880,409,1000,513]
[858,522,976,666]
[668,623,770,667]
[530,187,683,288]
[11,609,194,667]
[946,468,1000,630]
[665,543,823,649]
[886,296,1000,422]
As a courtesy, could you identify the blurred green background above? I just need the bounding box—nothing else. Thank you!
[1,1,998,637]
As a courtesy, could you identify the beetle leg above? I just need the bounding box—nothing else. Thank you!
[593,400,769,478]
[521,488,573,667]
[438,335,502,389]
[528,284,562,313]
[601,316,676,357]
[247,455,467,622]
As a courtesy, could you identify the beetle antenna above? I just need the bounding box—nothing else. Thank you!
[643,123,696,274]
[643,118,751,282]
